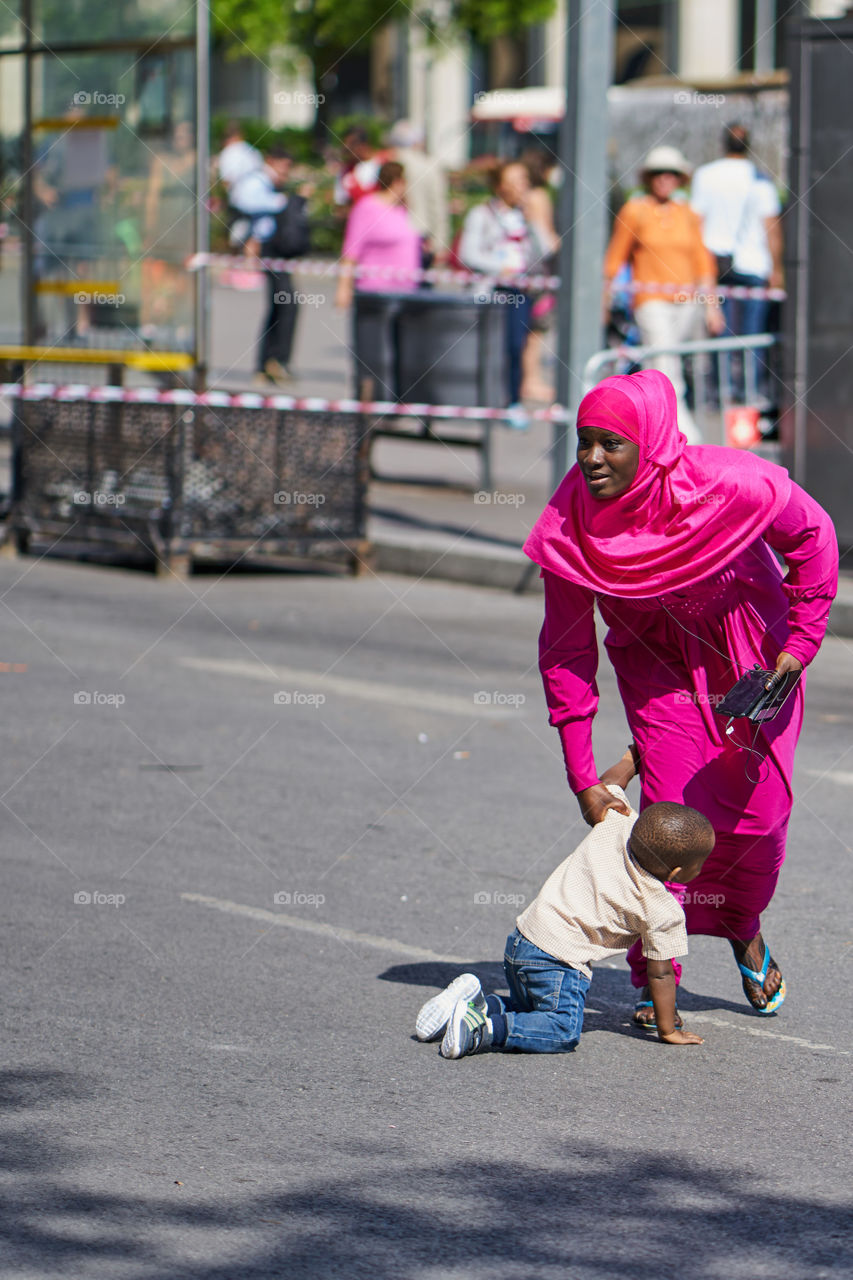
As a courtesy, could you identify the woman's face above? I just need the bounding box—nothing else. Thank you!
[648,171,681,202]
[498,164,530,207]
[576,426,640,499]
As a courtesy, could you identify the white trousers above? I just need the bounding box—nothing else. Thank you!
[634,301,701,443]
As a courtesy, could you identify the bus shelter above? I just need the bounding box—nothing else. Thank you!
[0,0,207,384]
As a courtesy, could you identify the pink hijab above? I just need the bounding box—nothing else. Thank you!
[523,370,792,598]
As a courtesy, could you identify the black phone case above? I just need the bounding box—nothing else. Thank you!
[715,666,800,723]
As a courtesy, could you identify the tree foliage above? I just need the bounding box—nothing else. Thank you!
[212,0,558,71]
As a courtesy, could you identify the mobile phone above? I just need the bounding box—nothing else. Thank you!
[714,665,801,724]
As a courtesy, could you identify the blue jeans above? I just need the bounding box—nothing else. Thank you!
[488,929,590,1053]
[721,271,772,401]
[497,290,531,404]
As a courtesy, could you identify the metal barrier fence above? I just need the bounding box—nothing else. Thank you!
[583,333,779,446]
[7,397,370,575]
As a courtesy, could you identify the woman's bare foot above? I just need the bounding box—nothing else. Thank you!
[731,934,783,1010]
[632,987,684,1029]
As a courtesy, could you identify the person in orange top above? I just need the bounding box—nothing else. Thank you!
[603,146,724,442]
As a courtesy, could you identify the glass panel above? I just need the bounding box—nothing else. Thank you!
[29,46,196,354]
[34,0,194,46]
[0,3,22,52]
[0,53,25,343]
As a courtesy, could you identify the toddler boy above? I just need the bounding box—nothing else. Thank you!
[415,754,714,1057]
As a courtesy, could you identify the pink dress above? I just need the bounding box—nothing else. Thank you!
[538,484,837,985]
[524,369,838,990]
[341,193,421,293]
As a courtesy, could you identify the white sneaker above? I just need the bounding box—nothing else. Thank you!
[440,997,494,1059]
[415,973,485,1042]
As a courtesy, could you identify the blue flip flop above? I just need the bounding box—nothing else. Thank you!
[631,1000,682,1031]
[738,946,786,1015]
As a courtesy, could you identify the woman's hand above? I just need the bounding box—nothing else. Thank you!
[335,259,355,310]
[767,651,803,689]
[577,783,631,828]
[335,280,353,310]
[705,303,726,336]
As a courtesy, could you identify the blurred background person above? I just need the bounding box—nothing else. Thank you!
[335,159,420,306]
[458,160,549,407]
[215,120,265,247]
[247,147,310,386]
[33,104,114,342]
[388,119,449,274]
[334,127,391,207]
[224,138,290,249]
[691,124,783,408]
[603,145,723,443]
[520,147,560,403]
[143,119,196,344]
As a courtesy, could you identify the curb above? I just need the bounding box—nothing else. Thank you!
[372,535,541,594]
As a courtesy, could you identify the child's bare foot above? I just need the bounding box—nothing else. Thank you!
[632,987,683,1029]
[731,934,784,1011]
[659,1028,703,1045]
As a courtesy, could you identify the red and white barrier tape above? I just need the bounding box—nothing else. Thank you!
[0,382,569,422]
[187,252,561,292]
[189,252,786,300]
[615,280,786,302]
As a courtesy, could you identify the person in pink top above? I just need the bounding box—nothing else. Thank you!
[523,369,838,1026]
[335,160,421,302]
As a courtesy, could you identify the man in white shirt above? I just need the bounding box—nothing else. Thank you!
[691,124,783,403]
[388,119,450,265]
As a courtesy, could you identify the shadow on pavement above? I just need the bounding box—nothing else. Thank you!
[1,1062,848,1280]
[379,959,783,1033]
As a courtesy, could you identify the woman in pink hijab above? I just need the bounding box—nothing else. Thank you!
[524,370,838,1023]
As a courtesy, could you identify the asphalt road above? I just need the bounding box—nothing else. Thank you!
[0,557,850,1279]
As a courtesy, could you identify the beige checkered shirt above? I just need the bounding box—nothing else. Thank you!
[516,786,688,979]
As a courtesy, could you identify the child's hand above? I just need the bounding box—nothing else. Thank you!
[658,1028,704,1046]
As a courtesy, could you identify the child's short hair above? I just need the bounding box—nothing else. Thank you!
[629,802,714,879]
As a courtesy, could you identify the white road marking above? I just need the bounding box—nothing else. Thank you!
[181,892,474,964]
[806,768,853,787]
[183,894,848,1057]
[178,656,520,719]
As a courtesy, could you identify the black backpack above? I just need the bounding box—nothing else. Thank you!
[265,194,310,259]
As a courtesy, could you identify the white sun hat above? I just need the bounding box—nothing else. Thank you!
[640,146,692,178]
